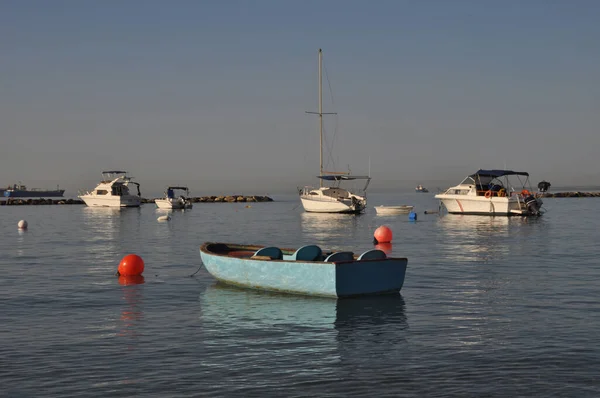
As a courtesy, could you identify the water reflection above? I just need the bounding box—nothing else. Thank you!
[81,207,142,271]
[199,284,409,368]
[374,242,393,256]
[335,295,409,365]
[437,215,512,263]
[118,281,144,343]
[118,275,145,286]
[200,283,336,329]
[16,228,26,256]
[300,212,363,244]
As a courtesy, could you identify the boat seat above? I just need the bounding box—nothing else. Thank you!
[284,245,323,261]
[357,249,387,261]
[253,247,283,260]
[324,251,355,262]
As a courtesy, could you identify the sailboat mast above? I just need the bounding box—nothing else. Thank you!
[318,48,323,188]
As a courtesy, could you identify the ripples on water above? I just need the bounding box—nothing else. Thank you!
[1,194,599,397]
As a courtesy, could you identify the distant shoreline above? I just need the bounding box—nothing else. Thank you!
[1,195,274,206]
[1,192,599,206]
[537,192,600,198]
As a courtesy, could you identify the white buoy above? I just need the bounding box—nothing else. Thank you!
[18,220,28,230]
[157,215,171,222]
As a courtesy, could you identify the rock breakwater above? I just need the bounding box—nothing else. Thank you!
[1,198,85,206]
[538,192,600,198]
[1,195,274,206]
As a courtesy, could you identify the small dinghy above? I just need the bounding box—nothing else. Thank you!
[199,242,408,298]
[374,205,414,215]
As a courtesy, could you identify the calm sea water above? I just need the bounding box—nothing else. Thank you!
[1,192,599,397]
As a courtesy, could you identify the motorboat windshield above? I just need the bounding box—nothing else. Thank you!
[166,186,190,198]
[101,170,132,183]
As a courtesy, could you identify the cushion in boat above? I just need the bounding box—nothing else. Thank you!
[291,245,323,261]
[253,247,283,260]
[357,249,387,261]
[324,251,355,262]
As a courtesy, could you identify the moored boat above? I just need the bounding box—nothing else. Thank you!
[435,169,544,216]
[374,205,414,215]
[2,183,65,198]
[155,186,193,210]
[199,242,408,298]
[299,49,371,214]
[78,171,141,208]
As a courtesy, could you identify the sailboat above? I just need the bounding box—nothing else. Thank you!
[299,49,371,214]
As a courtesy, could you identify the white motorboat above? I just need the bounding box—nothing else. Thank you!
[155,186,193,210]
[78,171,141,208]
[299,49,371,214]
[415,184,429,193]
[434,169,544,216]
[374,205,414,215]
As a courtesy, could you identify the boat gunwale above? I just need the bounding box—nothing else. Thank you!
[199,242,407,264]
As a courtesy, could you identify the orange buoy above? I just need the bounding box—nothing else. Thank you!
[117,254,145,276]
[373,225,393,244]
[118,274,145,286]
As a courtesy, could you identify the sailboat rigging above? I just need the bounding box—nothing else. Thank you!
[299,49,371,214]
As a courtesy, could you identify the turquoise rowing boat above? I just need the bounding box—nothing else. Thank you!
[199,242,408,298]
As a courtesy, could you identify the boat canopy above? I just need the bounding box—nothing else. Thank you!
[318,175,371,181]
[471,169,529,178]
[167,186,189,191]
[102,170,128,174]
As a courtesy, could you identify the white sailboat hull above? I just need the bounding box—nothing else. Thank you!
[300,196,361,213]
[300,186,366,214]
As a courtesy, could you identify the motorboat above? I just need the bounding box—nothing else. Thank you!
[374,205,414,215]
[155,186,193,210]
[434,169,544,216]
[78,171,141,208]
[199,242,408,298]
[415,185,429,193]
[299,49,371,214]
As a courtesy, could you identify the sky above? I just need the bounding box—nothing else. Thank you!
[1,0,599,197]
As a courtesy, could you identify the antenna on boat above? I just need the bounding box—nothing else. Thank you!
[306,49,336,188]
[368,156,371,178]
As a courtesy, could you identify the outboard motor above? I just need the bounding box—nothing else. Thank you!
[524,195,542,216]
[538,180,551,193]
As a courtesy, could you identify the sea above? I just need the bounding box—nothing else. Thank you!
[1,191,599,397]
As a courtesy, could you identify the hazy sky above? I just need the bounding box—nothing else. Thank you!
[2,1,599,197]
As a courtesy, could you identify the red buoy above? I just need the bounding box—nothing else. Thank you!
[373,225,393,244]
[118,254,145,276]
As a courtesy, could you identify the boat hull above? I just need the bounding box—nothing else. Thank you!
[374,205,414,215]
[155,198,191,210]
[436,195,523,216]
[300,196,364,214]
[199,243,407,298]
[79,195,141,207]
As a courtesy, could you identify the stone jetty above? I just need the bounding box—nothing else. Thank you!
[1,198,85,206]
[537,192,600,198]
[1,195,274,206]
